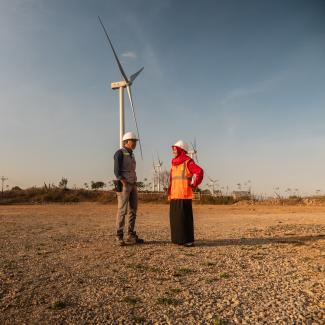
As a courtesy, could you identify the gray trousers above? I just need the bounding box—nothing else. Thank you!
[116,183,138,236]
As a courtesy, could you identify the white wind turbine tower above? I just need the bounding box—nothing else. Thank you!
[98,16,143,158]
[208,177,218,195]
[152,155,156,192]
[152,153,163,192]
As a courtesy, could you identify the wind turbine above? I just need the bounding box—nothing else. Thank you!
[152,153,163,192]
[152,155,157,191]
[208,176,218,195]
[188,138,199,162]
[98,16,144,158]
[1,176,8,196]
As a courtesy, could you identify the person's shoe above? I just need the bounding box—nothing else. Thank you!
[184,242,194,247]
[116,235,126,246]
[126,231,144,244]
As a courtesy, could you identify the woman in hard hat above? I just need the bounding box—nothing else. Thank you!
[168,140,204,247]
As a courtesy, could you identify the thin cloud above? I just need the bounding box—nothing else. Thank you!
[121,51,137,59]
[221,82,268,105]
[221,73,287,105]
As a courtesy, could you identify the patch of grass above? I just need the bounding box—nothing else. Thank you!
[219,272,230,279]
[214,316,225,325]
[251,254,265,260]
[205,261,217,266]
[184,253,196,257]
[173,267,194,277]
[168,288,182,294]
[50,300,66,310]
[128,263,149,271]
[157,297,180,305]
[135,264,148,270]
[123,296,139,305]
[206,277,218,284]
[132,316,145,323]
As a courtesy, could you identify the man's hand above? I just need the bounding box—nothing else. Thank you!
[121,179,127,187]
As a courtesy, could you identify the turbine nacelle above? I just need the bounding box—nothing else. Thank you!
[111,67,144,89]
[111,80,129,89]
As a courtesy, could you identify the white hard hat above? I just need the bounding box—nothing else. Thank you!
[173,140,189,152]
[122,132,138,141]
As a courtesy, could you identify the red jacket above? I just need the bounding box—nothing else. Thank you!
[186,159,204,187]
[168,146,204,194]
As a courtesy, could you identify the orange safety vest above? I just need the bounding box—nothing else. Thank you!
[170,160,194,200]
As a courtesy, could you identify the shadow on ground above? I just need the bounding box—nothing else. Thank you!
[195,235,324,247]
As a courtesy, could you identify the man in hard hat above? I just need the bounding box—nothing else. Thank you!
[114,131,144,246]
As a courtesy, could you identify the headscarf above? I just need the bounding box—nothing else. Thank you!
[171,146,191,166]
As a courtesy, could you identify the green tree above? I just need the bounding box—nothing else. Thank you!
[136,181,145,191]
[91,181,106,190]
[11,186,22,191]
[59,177,68,189]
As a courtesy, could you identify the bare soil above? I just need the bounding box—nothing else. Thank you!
[0,203,324,324]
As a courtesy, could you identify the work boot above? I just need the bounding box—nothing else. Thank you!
[126,231,144,244]
[116,234,126,246]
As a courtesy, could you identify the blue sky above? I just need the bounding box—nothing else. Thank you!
[0,0,324,195]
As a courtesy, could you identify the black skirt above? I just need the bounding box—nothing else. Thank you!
[169,199,194,244]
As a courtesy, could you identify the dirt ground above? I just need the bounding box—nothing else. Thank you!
[0,203,324,324]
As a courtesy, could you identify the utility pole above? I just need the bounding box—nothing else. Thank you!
[1,176,8,196]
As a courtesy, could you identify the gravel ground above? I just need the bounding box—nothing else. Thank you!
[0,203,324,324]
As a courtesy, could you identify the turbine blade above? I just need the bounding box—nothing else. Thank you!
[157,152,162,166]
[98,16,129,82]
[152,154,155,168]
[126,85,143,159]
[130,67,144,83]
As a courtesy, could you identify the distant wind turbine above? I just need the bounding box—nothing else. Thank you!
[208,176,218,194]
[188,138,199,162]
[152,153,163,192]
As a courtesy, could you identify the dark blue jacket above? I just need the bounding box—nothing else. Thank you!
[114,147,134,180]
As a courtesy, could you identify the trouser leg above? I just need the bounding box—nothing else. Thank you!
[116,184,131,236]
[127,184,138,234]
